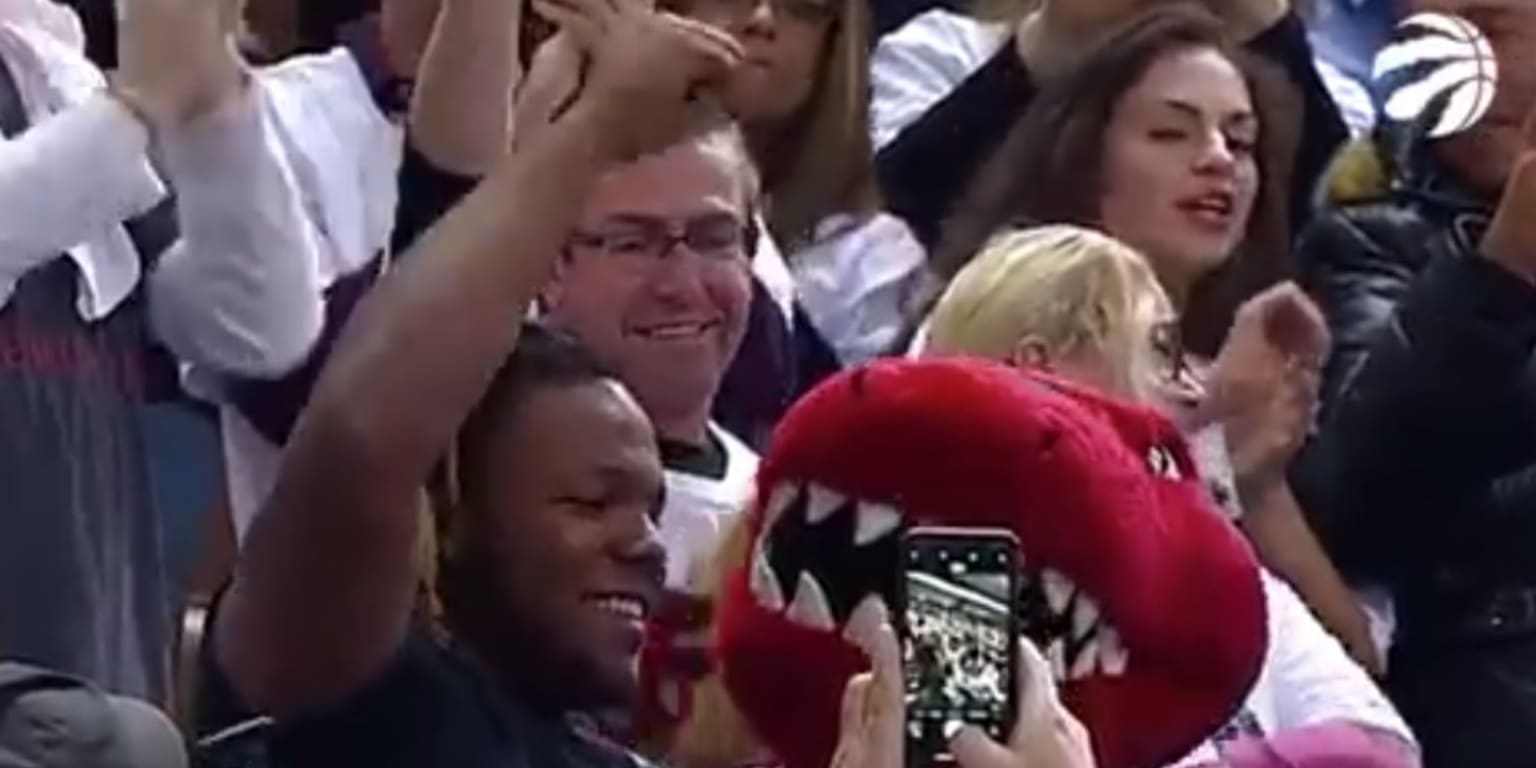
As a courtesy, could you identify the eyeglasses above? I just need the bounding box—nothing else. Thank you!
[567,214,751,267]
[1149,319,1192,386]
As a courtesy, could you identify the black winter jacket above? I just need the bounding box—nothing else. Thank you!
[1294,161,1536,639]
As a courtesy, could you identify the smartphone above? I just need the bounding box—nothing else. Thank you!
[898,527,1020,766]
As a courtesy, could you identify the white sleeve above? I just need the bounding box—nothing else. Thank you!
[869,10,1010,151]
[0,94,162,292]
[791,213,933,365]
[1314,57,1376,137]
[148,82,325,379]
[1261,571,1415,744]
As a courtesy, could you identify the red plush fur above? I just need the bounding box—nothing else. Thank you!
[716,358,1266,768]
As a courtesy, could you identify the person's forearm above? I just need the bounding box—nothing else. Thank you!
[1240,482,1381,673]
[875,45,1034,250]
[149,82,326,379]
[409,0,522,176]
[0,94,162,286]
[221,108,613,715]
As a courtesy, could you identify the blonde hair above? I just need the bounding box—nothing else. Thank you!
[925,225,1168,396]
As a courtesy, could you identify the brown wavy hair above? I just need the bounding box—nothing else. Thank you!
[931,3,1300,357]
[752,0,883,252]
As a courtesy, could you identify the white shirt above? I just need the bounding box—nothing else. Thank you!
[1170,571,1414,765]
[870,9,1008,151]
[0,15,325,375]
[660,424,759,588]
[791,213,932,365]
[219,47,406,540]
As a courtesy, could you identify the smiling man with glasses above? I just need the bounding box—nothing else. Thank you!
[541,127,762,595]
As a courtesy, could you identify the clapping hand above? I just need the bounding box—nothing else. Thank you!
[1201,283,1329,489]
[114,0,246,125]
[833,597,1097,768]
[511,31,586,151]
[530,0,742,162]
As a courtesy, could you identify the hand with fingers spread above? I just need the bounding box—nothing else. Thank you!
[1482,105,1536,283]
[533,0,743,161]
[114,0,246,125]
[833,597,1097,768]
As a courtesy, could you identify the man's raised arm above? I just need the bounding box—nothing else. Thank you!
[214,0,741,717]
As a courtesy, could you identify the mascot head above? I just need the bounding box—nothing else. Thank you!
[715,358,1266,768]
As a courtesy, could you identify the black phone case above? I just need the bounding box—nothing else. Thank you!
[896,528,1020,767]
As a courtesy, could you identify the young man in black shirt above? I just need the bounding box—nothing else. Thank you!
[205,1,744,764]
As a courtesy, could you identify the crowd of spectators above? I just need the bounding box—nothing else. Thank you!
[2,0,1534,766]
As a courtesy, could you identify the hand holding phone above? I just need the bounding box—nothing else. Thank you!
[835,603,1097,768]
[900,528,1020,765]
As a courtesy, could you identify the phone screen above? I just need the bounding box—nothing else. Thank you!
[901,531,1017,765]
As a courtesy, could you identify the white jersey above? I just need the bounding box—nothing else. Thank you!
[660,424,760,588]
[1169,571,1414,765]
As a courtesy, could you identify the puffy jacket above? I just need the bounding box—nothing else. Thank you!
[1292,140,1536,641]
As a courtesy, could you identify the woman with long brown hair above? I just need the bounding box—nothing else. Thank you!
[917,4,1385,680]
[871,0,1347,254]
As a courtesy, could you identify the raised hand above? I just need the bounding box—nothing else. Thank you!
[1483,105,1536,282]
[1200,283,1329,488]
[114,0,246,125]
[511,32,585,152]
[532,0,742,161]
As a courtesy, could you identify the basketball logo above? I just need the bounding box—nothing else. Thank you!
[1371,12,1498,139]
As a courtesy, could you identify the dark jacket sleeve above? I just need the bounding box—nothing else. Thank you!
[1292,208,1536,577]
[1245,13,1349,235]
[874,45,1035,249]
[875,12,1347,250]
[225,141,481,445]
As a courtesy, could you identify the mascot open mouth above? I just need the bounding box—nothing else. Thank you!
[748,480,1130,683]
[715,360,1266,768]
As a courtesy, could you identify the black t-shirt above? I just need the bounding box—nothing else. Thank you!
[201,627,648,768]
[658,432,728,481]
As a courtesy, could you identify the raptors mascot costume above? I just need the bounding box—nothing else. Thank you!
[688,358,1268,768]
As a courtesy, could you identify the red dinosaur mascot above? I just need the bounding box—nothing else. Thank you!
[714,358,1268,768]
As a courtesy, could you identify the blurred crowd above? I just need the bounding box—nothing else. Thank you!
[0,0,1533,766]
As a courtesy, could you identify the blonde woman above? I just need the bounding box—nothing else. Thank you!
[922,225,1418,767]
[925,226,1175,403]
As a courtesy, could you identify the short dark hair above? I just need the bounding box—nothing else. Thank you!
[933,3,1299,356]
[424,322,618,647]
[453,322,617,502]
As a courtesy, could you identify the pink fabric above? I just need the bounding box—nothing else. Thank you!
[1193,722,1419,768]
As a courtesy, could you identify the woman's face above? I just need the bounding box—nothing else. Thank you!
[1097,46,1260,304]
[685,0,836,125]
